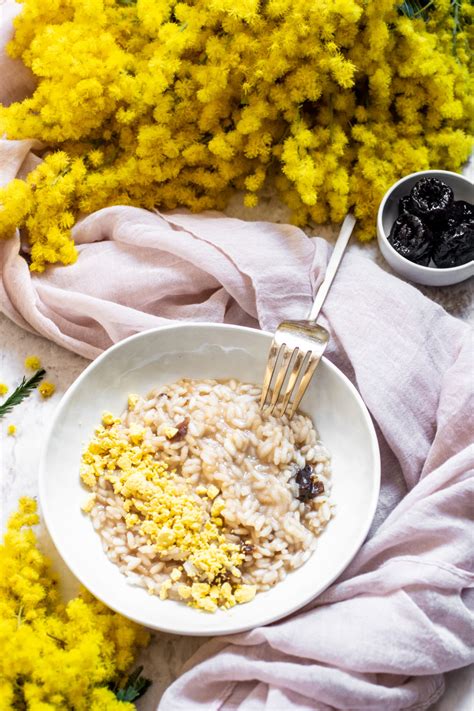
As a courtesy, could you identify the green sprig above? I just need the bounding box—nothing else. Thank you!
[450,0,464,56]
[398,0,468,56]
[0,369,46,420]
[110,666,152,703]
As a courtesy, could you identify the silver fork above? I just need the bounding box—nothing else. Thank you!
[260,214,356,419]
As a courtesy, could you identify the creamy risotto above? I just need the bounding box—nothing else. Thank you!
[80,378,333,612]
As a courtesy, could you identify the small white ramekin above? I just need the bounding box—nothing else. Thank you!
[377,170,473,286]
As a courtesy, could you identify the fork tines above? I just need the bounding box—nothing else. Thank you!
[259,322,329,420]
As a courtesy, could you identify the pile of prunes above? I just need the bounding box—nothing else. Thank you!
[388,177,473,268]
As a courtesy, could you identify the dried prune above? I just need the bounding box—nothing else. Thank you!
[388,214,432,265]
[433,222,474,268]
[398,196,413,216]
[295,465,325,502]
[295,465,312,498]
[176,418,189,437]
[446,200,474,229]
[312,480,324,497]
[409,178,453,225]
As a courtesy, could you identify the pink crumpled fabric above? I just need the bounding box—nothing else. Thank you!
[1,5,473,710]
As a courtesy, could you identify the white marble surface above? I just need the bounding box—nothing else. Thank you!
[0,226,472,708]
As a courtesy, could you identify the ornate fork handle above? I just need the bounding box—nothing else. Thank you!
[308,214,356,322]
[260,214,356,418]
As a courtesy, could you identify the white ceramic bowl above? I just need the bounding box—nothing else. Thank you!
[39,324,380,636]
[377,170,474,286]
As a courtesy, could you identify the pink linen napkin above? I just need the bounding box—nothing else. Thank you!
[1,7,473,710]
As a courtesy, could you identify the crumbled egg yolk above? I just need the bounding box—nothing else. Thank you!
[128,394,139,410]
[128,424,145,445]
[81,411,256,612]
[25,355,41,370]
[7,424,16,436]
[81,494,96,513]
[164,426,179,439]
[207,484,219,500]
[234,585,258,604]
[211,498,225,517]
[101,411,116,427]
[0,383,8,396]
[159,579,172,600]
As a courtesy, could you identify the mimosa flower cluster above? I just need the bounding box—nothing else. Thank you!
[0,498,149,709]
[0,0,472,270]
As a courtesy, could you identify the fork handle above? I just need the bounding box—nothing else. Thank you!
[308,213,356,322]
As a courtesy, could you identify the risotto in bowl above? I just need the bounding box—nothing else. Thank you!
[39,324,380,635]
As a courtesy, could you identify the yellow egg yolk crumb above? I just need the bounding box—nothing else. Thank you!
[164,426,179,439]
[207,484,220,500]
[128,394,140,410]
[39,381,56,399]
[7,424,16,436]
[0,383,8,396]
[81,410,257,612]
[25,355,41,370]
[81,494,96,513]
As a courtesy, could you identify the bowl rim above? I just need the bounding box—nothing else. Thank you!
[377,169,474,274]
[38,322,381,636]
